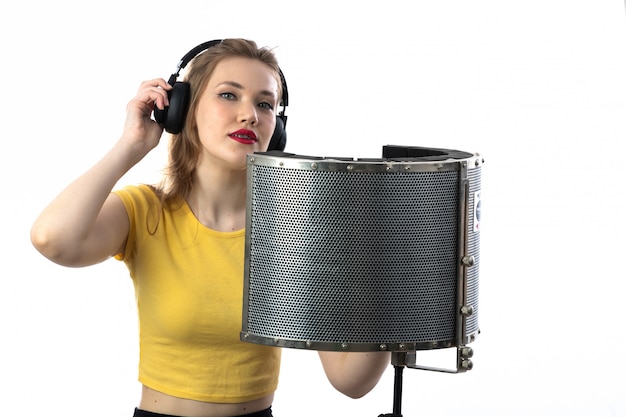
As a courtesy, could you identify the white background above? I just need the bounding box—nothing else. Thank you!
[2,1,625,416]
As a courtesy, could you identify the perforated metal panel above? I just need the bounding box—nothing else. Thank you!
[465,166,481,340]
[241,149,481,352]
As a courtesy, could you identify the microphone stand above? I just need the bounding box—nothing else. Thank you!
[378,352,409,417]
[377,346,475,417]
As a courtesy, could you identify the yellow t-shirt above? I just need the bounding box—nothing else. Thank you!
[114,184,281,403]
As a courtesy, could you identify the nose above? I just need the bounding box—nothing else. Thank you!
[238,101,258,126]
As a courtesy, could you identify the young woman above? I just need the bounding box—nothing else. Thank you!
[30,38,390,417]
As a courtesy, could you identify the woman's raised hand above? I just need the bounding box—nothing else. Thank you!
[121,78,172,158]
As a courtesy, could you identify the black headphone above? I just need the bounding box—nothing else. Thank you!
[153,39,288,152]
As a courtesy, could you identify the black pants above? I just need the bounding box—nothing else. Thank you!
[133,407,273,417]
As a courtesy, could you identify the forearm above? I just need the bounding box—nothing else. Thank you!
[318,351,391,398]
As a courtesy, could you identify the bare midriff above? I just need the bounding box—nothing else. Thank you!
[139,385,274,417]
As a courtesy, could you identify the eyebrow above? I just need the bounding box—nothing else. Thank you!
[217,81,277,101]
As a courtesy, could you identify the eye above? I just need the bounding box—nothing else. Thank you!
[258,102,274,110]
[219,92,236,100]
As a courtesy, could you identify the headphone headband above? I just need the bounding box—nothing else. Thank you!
[167,40,223,85]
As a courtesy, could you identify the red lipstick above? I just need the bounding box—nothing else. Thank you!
[229,129,257,145]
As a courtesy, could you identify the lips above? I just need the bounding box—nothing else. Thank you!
[229,129,257,145]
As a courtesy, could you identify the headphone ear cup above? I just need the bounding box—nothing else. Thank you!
[153,82,190,134]
[267,115,287,152]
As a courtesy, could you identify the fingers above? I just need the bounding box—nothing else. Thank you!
[123,79,173,139]
[133,78,172,112]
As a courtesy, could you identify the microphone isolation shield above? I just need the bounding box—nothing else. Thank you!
[241,146,482,356]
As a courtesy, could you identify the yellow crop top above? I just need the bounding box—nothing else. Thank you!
[113,184,281,403]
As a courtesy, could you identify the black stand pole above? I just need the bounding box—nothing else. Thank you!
[378,353,407,417]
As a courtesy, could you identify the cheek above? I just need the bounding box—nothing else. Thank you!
[194,108,224,144]
[261,114,277,141]
[194,97,228,134]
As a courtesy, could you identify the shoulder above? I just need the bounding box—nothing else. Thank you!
[114,184,158,204]
[112,184,162,232]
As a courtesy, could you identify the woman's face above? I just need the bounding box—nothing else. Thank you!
[194,56,279,171]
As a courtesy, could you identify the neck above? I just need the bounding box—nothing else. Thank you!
[186,164,247,232]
